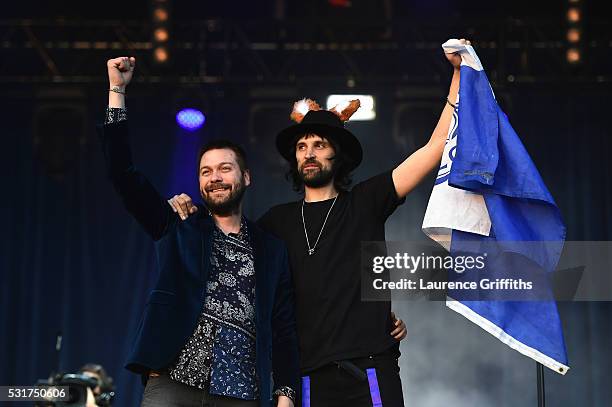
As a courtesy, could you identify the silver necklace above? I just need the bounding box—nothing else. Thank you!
[301,195,338,256]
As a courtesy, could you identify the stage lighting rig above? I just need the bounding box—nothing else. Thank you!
[151,0,171,65]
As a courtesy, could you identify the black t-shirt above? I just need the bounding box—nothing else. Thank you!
[257,171,405,372]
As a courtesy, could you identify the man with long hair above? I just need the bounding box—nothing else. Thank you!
[171,39,468,405]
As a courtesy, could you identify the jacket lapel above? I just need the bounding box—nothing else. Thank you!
[249,220,269,322]
[199,213,214,283]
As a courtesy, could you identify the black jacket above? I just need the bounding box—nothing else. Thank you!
[98,121,299,405]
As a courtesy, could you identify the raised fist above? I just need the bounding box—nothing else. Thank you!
[107,56,136,89]
[445,38,471,69]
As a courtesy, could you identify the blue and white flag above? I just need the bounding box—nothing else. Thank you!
[422,39,569,374]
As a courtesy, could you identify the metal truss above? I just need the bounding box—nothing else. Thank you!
[0,17,610,86]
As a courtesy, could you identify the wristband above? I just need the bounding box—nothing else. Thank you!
[109,87,126,95]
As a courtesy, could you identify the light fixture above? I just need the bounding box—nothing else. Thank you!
[565,0,583,65]
[566,48,581,64]
[153,46,168,63]
[566,28,581,43]
[176,108,206,131]
[154,28,169,42]
[566,8,580,23]
[151,0,171,65]
[153,8,168,22]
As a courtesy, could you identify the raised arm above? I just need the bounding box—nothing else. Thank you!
[391,39,468,199]
[98,56,174,240]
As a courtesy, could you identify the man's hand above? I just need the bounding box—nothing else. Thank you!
[107,56,136,90]
[445,38,471,69]
[276,395,294,407]
[390,312,407,341]
[391,37,470,198]
[168,193,198,220]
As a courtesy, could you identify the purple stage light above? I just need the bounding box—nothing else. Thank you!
[176,108,205,131]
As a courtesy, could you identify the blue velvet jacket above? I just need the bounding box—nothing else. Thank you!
[98,121,299,405]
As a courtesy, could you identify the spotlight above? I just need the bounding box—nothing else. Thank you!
[329,0,351,7]
[153,8,169,22]
[176,108,206,131]
[565,0,583,66]
[151,0,171,65]
[566,28,581,43]
[566,48,581,64]
[154,28,169,42]
[153,46,168,63]
[567,8,580,23]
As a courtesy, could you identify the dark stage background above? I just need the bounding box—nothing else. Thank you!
[1,1,611,406]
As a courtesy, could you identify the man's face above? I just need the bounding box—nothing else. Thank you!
[199,148,250,215]
[295,134,336,188]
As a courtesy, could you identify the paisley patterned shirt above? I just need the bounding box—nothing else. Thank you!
[168,220,259,399]
[104,108,286,400]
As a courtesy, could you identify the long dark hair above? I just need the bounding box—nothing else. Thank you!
[285,134,353,193]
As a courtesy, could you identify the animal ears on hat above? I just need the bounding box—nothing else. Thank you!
[290,98,321,123]
[289,98,361,123]
[330,99,361,122]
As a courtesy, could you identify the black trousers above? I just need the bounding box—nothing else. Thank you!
[299,347,405,407]
[141,374,259,407]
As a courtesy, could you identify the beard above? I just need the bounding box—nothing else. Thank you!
[299,158,336,188]
[200,178,246,216]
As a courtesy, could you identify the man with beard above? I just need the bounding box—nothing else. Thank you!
[98,56,298,407]
[171,39,468,406]
[258,41,466,406]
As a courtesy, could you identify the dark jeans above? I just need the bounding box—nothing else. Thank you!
[141,374,260,407]
[299,347,405,407]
